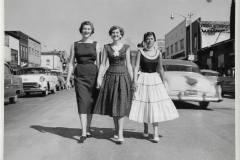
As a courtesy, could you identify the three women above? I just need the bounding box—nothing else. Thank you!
[66,21,178,144]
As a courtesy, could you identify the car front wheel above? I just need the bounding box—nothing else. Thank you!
[42,90,48,96]
[199,102,209,108]
[51,86,56,94]
[9,94,18,103]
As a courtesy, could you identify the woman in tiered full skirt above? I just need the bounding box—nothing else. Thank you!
[129,32,179,143]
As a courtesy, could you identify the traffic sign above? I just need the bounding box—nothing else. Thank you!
[188,55,194,61]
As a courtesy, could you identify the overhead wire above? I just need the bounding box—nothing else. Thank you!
[190,1,211,15]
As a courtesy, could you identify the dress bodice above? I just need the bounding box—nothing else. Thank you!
[104,44,130,66]
[74,41,97,64]
[140,50,159,71]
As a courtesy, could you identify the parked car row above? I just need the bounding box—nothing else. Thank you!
[200,69,235,97]
[5,60,230,108]
[4,63,74,104]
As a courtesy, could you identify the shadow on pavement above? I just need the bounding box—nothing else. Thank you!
[30,125,162,144]
[4,101,11,106]
[173,101,213,111]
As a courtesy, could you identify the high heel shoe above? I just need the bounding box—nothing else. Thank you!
[78,136,86,143]
[117,138,124,144]
[143,133,149,138]
[86,133,92,138]
[113,135,119,139]
[153,136,160,143]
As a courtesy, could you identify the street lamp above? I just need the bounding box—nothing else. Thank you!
[171,12,194,61]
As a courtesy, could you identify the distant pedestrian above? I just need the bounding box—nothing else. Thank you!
[93,25,133,144]
[65,21,101,143]
[129,32,179,143]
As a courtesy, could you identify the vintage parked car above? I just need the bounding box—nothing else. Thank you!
[162,59,222,108]
[217,67,235,97]
[200,69,220,82]
[4,62,24,103]
[19,67,57,96]
[51,69,66,90]
[62,72,74,87]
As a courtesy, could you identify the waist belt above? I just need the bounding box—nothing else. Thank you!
[77,61,95,64]
[141,69,157,73]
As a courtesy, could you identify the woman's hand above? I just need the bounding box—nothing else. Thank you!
[65,81,71,91]
[96,78,102,90]
[131,81,138,92]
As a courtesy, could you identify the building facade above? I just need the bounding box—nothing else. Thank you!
[197,21,233,71]
[41,50,63,71]
[4,32,20,71]
[156,39,165,53]
[17,31,29,67]
[28,37,41,67]
[165,19,187,59]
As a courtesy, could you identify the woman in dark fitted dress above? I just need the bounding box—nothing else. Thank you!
[65,21,101,143]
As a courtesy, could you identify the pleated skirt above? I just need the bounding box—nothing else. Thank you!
[129,72,179,123]
[93,65,132,117]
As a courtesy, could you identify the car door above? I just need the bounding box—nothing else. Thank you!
[4,64,13,98]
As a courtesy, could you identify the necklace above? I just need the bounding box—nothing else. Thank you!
[144,47,155,51]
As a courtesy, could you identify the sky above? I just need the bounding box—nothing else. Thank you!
[4,0,232,54]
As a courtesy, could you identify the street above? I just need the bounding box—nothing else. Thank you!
[4,89,235,160]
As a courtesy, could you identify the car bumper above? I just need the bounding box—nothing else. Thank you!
[24,87,48,92]
[170,94,223,102]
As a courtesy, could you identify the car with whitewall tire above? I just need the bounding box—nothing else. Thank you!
[19,67,57,96]
[162,59,223,108]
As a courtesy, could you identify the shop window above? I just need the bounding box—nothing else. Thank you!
[180,39,184,50]
[20,46,23,57]
[175,42,178,52]
[171,45,173,54]
[25,47,28,58]
[46,59,50,65]
[194,33,197,49]
[5,34,9,47]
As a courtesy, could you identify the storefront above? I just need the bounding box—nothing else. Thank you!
[197,39,234,75]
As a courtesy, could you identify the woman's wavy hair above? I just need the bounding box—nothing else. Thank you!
[143,32,156,42]
[109,26,124,38]
[79,21,94,34]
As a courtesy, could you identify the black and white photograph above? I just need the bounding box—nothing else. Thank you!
[1,0,239,160]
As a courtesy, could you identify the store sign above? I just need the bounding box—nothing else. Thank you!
[188,55,194,61]
[200,21,230,48]
[21,62,28,67]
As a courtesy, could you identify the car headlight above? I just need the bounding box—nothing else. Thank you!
[40,76,45,82]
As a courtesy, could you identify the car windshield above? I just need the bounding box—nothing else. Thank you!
[19,68,50,75]
[201,72,219,77]
[163,65,199,73]
[51,72,58,76]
